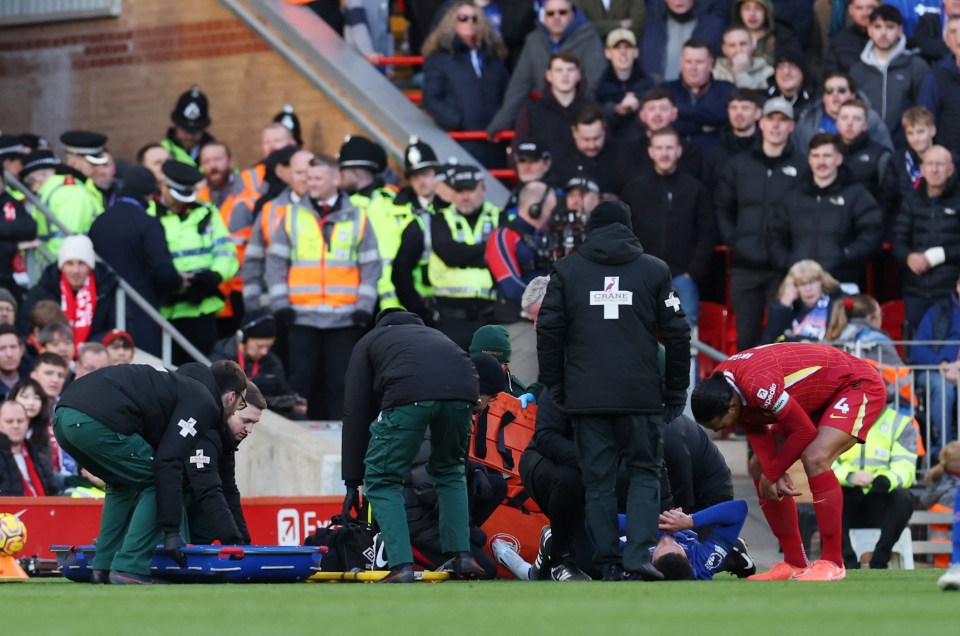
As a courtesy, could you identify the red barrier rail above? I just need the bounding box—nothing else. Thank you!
[447,130,516,142]
[377,55,425,66]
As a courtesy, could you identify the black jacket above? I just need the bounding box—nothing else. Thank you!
[0,435,59,496]
[703,128,759,190]
[912,14,949,64]
[185,425,249,545]
[892,175,960,299]
[18,261,119,343]
[209,335,296,405]
[617,123,705,190]
[714,140,806,270]
[663,414,732,513]
[514,90,597,161]
[0,192,37,296]
[824,25,870,74]
[550,137,622,196]
[769,168,883,282]
[524,387,577,468]
[58,363,226,533]
[538,223,690,414]
[622,169,717,282]
[842,132,892,209]
[341,311,479,483]
[594,61,652,133]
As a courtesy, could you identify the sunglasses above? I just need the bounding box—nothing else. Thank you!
[823,86,849,95]
[545,9,570,17]
[456,14,477,23]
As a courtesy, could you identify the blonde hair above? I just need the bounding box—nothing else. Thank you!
[777,259,840,298]
[825,294,880,342]
[421,1,508,58]
[928,441,960,482]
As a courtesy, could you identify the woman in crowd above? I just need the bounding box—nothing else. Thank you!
[762,259,844,343]
[10,378,52,472]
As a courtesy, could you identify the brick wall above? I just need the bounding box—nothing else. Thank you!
[0,0,359,169]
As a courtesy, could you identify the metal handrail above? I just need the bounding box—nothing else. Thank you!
[3,172,210,366]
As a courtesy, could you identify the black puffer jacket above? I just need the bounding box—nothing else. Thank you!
[0,436,59,496]
[892,175,960,299]
[663,414,732,513]
[537,222,690,414]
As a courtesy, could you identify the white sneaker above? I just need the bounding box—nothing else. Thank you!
[938,565,960,591]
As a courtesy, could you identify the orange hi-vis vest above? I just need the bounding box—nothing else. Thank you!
[285,204,369,308]
[239,164,266,201]
[198,175,254,318]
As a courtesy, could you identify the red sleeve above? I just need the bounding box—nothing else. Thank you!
[762,397,818,481]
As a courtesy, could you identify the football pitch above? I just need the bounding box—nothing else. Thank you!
[12,570,958,635]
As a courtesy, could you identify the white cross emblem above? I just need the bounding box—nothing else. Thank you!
[178,417,197,438]
[189,449,210,469]
[590,276,633,319]
[665,292,681,312]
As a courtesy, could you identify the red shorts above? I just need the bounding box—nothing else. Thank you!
[816,374,886,442]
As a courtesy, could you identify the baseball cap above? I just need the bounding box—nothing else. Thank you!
[762,97,795,120]
[605,28,637,48]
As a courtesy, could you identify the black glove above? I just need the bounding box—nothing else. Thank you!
[274,307,296,328]
[470,469,493,498]
[163,531,187,567]
[663,403,685,424]
[342,483,362,519]
[192,269,223,294]
[350,310,372,328]
[868,475,892,495]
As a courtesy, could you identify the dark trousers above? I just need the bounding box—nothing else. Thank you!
[170,314,218,366]
[730,267,782,351]
[519,450,586,563]
[573,413,663,571]
[841,486,914,567]
[287,324,363,420]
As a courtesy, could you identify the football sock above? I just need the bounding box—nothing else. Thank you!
[754,480,808,567]
[809,471,844,566]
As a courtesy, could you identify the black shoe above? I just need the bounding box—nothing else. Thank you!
[727,538,757,578]
[378,563,415,583]
[108,570,160,585]
[90,569,110,584]
[844,559,862,570]
[868,561,889,569]
[601,563,624,581]
[530,526,552,580]
[550,559,592,582]
[437,553,485,580]
[625,563,665,582]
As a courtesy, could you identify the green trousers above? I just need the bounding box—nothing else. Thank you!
[53,407,161,575]
[363,400,474,568]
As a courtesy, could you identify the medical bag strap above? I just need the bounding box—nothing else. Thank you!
[496,411,517,471]
[503,487,533,515]
[474,409,489,459]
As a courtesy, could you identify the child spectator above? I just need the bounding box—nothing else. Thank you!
[885,106,936,208]
[36,322,75,365]
[22,299,67,363]
[102,329,135,366]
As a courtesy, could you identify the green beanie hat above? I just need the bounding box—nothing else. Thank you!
[469,325,512,363]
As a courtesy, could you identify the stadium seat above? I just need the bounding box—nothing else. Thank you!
[698,302,736,379]
[848,527,914,569]
[880,299,906,358]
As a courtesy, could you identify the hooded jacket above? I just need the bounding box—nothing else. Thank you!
[792,98,894,155]
[537,222,690,414]
[849,36,930,138]
[185,424,249,545]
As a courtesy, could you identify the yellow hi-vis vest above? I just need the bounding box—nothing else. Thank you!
[833,407,918,491]
[428,203,499,301]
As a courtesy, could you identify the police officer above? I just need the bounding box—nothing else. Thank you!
[156,160,238,363]
[163,86,215,167]
[341,308,504,582]
[59,130,110,210]
[537,200,691,581]
[1,134,26,196]
[52,359,248,584]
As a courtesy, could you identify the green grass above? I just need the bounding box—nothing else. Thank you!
[10,571,957,636]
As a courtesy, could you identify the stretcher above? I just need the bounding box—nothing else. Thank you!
[308,570,449,583]
[471,393,536,479]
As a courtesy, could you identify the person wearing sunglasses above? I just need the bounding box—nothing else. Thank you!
[791,72,893,154]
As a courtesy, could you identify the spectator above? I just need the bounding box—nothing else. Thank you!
[594,28,651,133]
[663,38,737,153]
[91,151,119,210]
[824,0,879,74]
[703,88,763,189]
[889,106,937,199]
[715,96,805,350]
[162,86,215,167]
[835,406,918,569]
[20,235,117,349]
[135,143,170,185]
[514,52,595,161]
[766,47,814,122]
[577,0,647,40]
[918,441,960,559]
[22,300,65,365]
[550,104,622,195]
[10,379,52,472]
[563,171,601,219]
[836,99,893,211]
[912,0,960,64]
[0,325,28,401]
[487,0,606,136]
[102,330,135,366]
[0,400,59,496]
[0,289,17,326]
[501,141,554,214]
[343,0,394,69]
[36,322,75,365]
[74,342,109,380]
[918,14,960,152]
[713,25,774,89]
[31,352,68,401]
[891,145,960,330]
[639,0,725,84]
[792,72,894,155]
[1,134,25,182]
[0,189,36,300]
[732,0,799,65]
[770,133,883,287]
[622,127,716,327]
[422,1,510,169]
[849,6,930,144]
[761,259,845,343]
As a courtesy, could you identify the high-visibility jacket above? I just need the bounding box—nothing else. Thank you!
[241,189,302,311]
[264,200,381,330]
[198,174,253,318]
[410,209,434,299]
[5,186,24,201]
[351,187,406,308]
[31,174,102,266]
[238,164,266,200]
[157,201,239,319]
[161,138,198,167]
[833,407,918,492]
[428,202,499,301]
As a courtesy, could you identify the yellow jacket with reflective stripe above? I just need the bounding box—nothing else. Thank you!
[428,203,499,301]
[833,407,918,492]
[32,174,102,267]
[351,188,407,308]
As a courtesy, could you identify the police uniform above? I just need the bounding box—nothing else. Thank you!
[60,130,111,209]
[53,363,233,579]
[1,134,27,200]
[163,86,216,166]
[274,103,303,146]
[0,188,37,297]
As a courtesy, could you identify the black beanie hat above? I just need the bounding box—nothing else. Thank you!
[472,353,506,396]
[119,165,158,200]
[240,310,276,340]
[586,200,632,232]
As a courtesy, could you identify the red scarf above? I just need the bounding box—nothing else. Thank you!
[60,272,97,348]
[17,446,46,497]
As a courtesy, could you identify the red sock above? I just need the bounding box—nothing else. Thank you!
[808,471,844,566]
[754,480,808,568]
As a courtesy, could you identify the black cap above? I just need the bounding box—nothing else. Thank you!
[240,309,277,340]
[274,104,303,145]
[0,135,24,161]
[60,130,109,165]
[448,165,484,191]
[18,134,47,153]
[338,135,387,173]
[19,150,61,180]
[264,144,299,172]
[515,141,550,161]
[586,200,632,232]
[774,46,805,73]
[404,136,439,175]
[472,353,506,396]
[434,161,460,184]
[119,165,158,200]
[161,159,203,203]
[565,170,600,193]
[170,85,211,132]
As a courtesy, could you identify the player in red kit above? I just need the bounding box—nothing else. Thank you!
[691,343,886,581]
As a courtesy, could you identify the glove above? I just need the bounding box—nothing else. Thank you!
[867,475,892,495]
[663,403,685,424]
[342,483,362,519]
[470,469,493,498]
[192,269,222,294]
[274,307,296,328]
[519,392,537,409]
[163,531,187,567]
[350,310,372,328]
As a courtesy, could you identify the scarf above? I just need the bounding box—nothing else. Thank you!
[14,445,46,497]
[61,271,97,348]
[791,295,831,341]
